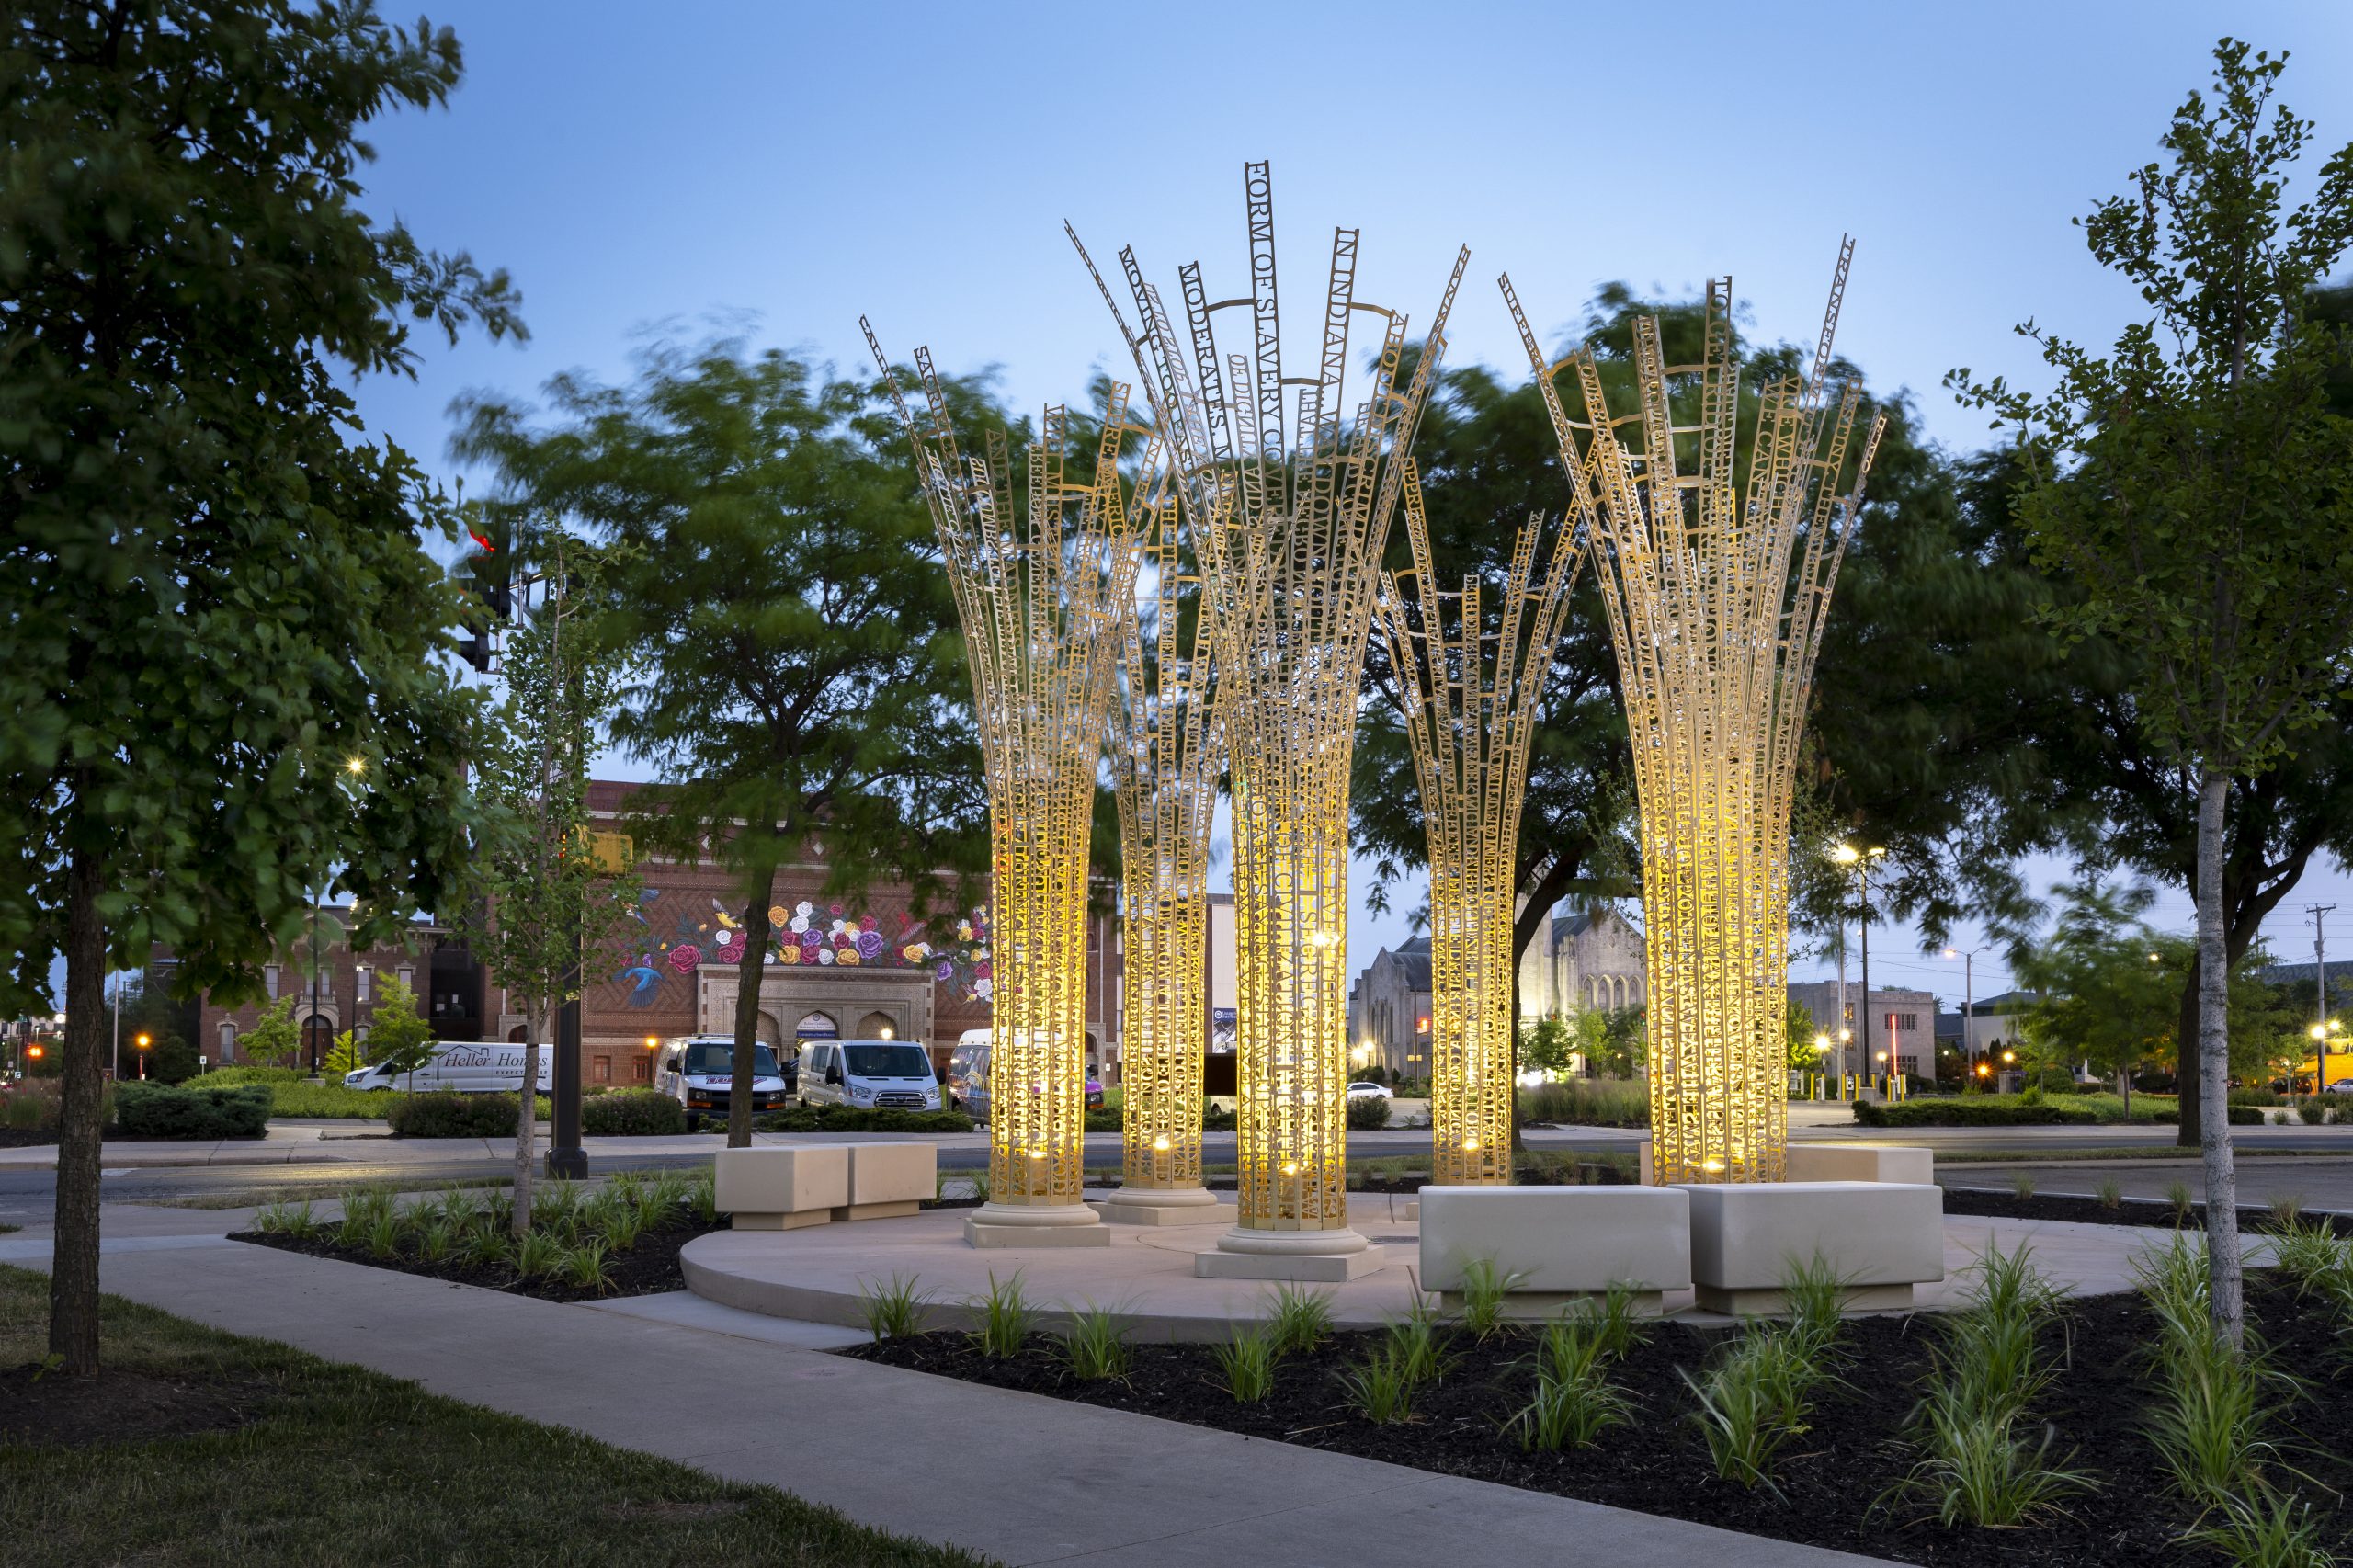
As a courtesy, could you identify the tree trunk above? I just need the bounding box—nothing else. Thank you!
[49,843,108,1377]
[728,872,777,1149]
[512,1003,540,1238]
[2194,766,2244,1346]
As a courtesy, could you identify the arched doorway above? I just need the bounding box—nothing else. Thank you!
[795,1010,838,1043]
[302,1014,334,1071]
[855,1009,897,1040]
[508,1025,527,1043]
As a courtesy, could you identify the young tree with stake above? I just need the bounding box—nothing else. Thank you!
[465,530,637,1234]
[1954,40,2353,1342]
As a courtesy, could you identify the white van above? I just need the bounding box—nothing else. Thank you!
[654,1034,794,1130]
[799,1039,942,1112]
[343,1040,554,1095]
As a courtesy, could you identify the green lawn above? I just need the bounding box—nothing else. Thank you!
[0,1265,993,1567]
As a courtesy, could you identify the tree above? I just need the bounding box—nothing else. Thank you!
[0,2,519,1373]
[1954,40,2353,1342]
[238,997,301,1069]
[324,1030,365,1079]
[364,971,438,1090]
[2013,881,2177,1108]
[452,342,990,1147]
[1518,1016,1574,1079]
[461,534,638,1231]
[1784,999,1822,1074]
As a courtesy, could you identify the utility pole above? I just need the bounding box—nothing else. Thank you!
[1945,946,1974,1085]
[2311,904,2337,1095]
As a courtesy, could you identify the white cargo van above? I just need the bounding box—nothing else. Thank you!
[654,1034,794,1130]
[799,1039,943,1112]
[343,1040,553,1095]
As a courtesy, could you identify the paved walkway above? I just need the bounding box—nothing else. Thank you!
[4,1207,1899,1568]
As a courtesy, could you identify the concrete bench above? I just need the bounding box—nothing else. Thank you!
[1418,1185,1692,1318]
[1677,1179,1944,1315]
[715,1145,848,1231]
[835,1142,935,1221]
[1783,1144,1933,1185]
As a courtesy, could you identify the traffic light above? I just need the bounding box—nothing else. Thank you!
[458,504,517,673]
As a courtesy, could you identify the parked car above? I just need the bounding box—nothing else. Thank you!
[1345,1081,1393,1101]
[945,1029,1102,1116]
[2325,1078,2353,1095]
[799,1039,942,1112]
[653,1034,793,1130]
[343,1040,553,1095]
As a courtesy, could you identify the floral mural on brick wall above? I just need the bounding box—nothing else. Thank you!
[609,890,992,1006]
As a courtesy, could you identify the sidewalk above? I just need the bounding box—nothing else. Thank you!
[0,1123,994,1171]
[5,1210,1900,1568]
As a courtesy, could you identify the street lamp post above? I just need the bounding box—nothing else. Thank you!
[1944,946,1976,1088]
[1833,844,1888,1085]
[134,1031,151,1080]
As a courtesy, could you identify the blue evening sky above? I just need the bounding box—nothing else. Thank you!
[346,0,2353,1007]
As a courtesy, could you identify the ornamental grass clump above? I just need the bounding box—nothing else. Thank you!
[254,1199,319,1241]
[1211,1324,1280,1403]
[2135,1234,2299,1507]
[1682,1257,1848,1494]
[513,1229,565,1280]
[2095,1176,2123,1210]
[1507,1313,1631,1452]
[1452,1259,1528,1341]
[1336,1344,1418,1425]
[2009,1170,2039,1200]
[1056,1305,1133,1382]
[560,1239,615,1295]
[2265,1219,2348,1300]
[1382,1301,1459,1390]
[1266,1283,1335,1355]
[970,1273,1036,1359]
[2167,1180,2199,1228]
[1892,1242,2092,1528]
[856,1274,931,1343]
[2188,1490,2338,1568]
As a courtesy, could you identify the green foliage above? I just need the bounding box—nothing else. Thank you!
[857,1275,932,1343]
[199,1066,305,1087]
[579,1090,686,1137]
[2169,1180,2200,1227]
[2135,1234,2297,1505]
[254,1200,320,1241]
[111,1082,270,1139]
[322,1031,366,1080]
[1518,1077,1647,1127]
[752,1106,972,1134]
[239,997,304,1070]
[2010,1171,2039,1199]
[1517,1017,1575,1079]
[1510,1313,1632,1452]
[512,1230,565,1280]
[1381,1301,1458,1390]
[386,1092,551,1139]
[1344,1093,1391,1131]
[2188,1491,2337,1568]
[2095,1177,2123,1210]
[1335,1345,1418,1425]
[1265,1284,1336,1356]
[1211,1325,1280,1403]
[969,1273,1034,1359]
[558,1240,615,1295]
[1451,1259,1526,1341]
[1857,1092,2261,1128]
[361,974,438,1085]
[1055,1306,1132,1382]
[1784,998,1823,1072]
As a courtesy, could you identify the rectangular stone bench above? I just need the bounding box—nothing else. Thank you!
[1677,1179,1944,1315]
[1783,1144,1933,1185]
[1417,1185,1692,1318]
[715,1145,848,1231]
[835,1141,935,1221]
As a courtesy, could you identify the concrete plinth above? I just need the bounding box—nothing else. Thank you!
[733,1209,832,1233]
[835,1200,923,1222]
[1097,1187,1235,1227]
[1678,1179,1944,1317]
[1433,1289,1666,1320]
[1696,1281,1919,1315]
[963,1200,1111,1249]
[1194,1224,1384,1282]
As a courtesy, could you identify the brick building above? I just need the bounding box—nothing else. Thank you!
[172,780,1122,1087]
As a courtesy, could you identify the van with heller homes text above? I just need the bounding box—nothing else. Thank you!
[343,1040,554,1095]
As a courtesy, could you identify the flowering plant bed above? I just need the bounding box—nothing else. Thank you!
[846,1266,2351,1568]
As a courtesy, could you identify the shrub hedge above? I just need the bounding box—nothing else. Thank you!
[1345,1093,1392,1130]
[113,1081,271,1139]
[579,1090,686,1136]
[198,1066,308,1087]
[752,1105,973,1134]
[1202,1104,1237,1132]
[1855,1095,2262,1128]
[386,1092,551,1138]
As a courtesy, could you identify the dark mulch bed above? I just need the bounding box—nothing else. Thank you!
[233,1212,728,1303]
[0,1362,279,1448]
[846,1277,2348,1567]
[1940,1185,2353,1236]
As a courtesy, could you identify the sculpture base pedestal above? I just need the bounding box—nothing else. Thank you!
[963,1200,1110,1250]
[1097,1187,1234,1227]
[1194,1225,1384,1282]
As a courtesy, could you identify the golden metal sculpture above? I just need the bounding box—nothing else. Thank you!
[1075,165,1466,1257]
[1501,249,1884,1185]
[1378,470,1585,1185]
[863,318,1152,1235]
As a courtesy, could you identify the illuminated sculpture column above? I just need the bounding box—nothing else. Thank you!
[864,321,1150,1245]
[1380,467,1586,1184]
[1077,165,1467,1276]
[1096,479,1238,1226]
[1502,250,1885,1185]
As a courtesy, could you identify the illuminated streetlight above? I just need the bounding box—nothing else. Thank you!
[346,756,367,775]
